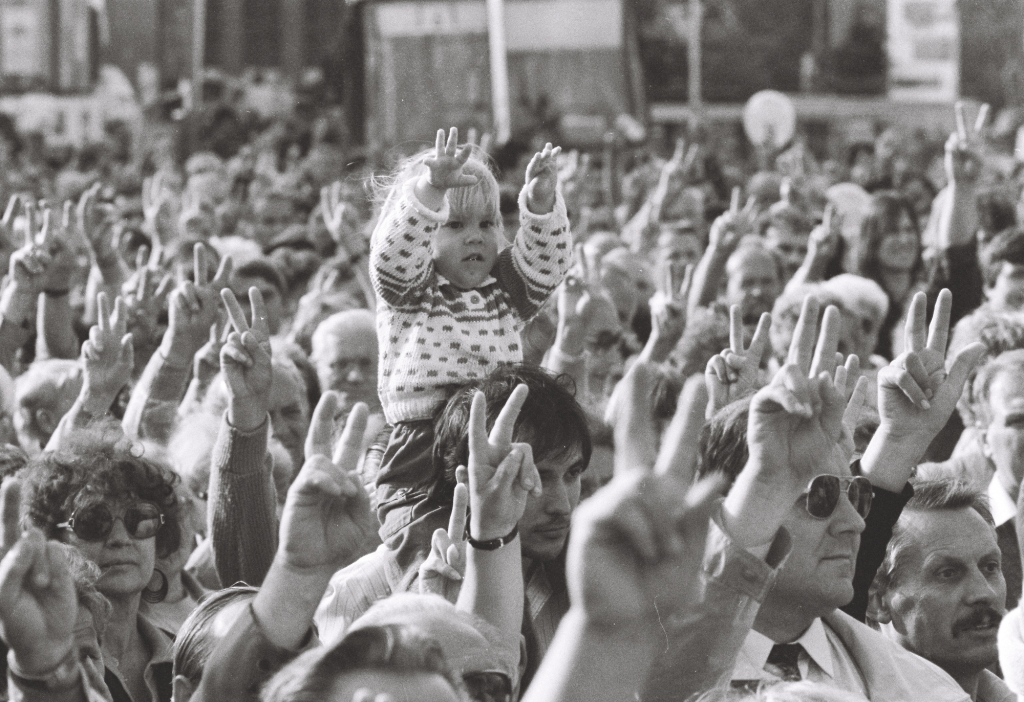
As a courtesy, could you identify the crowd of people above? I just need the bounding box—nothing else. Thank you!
[0,94,1019,702]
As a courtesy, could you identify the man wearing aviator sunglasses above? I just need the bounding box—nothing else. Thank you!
[647,290,985,702]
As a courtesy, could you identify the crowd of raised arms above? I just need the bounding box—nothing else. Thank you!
[0,99,1023,702]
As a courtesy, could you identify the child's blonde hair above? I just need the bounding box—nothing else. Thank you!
[374,143,502,233]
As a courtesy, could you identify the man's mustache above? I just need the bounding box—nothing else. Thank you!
[953,606,1003,634]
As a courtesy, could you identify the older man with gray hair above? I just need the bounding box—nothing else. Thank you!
[868,479,1013,702]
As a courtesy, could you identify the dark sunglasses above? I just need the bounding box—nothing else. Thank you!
[803,475,872,520]
[57,501,164,542]
[463,671,513,702]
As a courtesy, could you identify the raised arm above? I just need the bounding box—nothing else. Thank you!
[122,244,231,442]
[784,204,842,291]
[46,292,133,451]
[497,142,573,320]
[687,189,754,315]
[636,263,692,365]
[543,246,617,397]
[191,396,378,702]
[524,349,725,702]
[860,290,985,492]
[0,204,50,371]
[644,298,862,702]
[927,103,987,322]
[722,299,855,548]
[369,127,472,305]
[456,385,539,637]
[78,183,129,296]
[842,290,985,621]
[208,286,277,587]
[35,204,81,362]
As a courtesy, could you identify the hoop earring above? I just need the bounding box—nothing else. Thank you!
[142,569,169,604]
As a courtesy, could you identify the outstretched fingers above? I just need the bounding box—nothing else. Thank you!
[905,291,928,353]
[193,243,209,286]
[221,288,250,335]
[488,384,529,448]
[305,391,340,460]
[749,312,772,359]
[96,292,111,335]
[729,304,744,353]
[842,375,870,435]
[927,288,952,354]
[809,305,841,378]
[333,402,369,472]
[787,295,821,374]
[448,474,469,542]
[946,342,988,397]
[247,287,271,340]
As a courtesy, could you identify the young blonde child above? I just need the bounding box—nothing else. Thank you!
[369,127,571,540]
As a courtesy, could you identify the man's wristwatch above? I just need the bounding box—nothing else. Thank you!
[468,524,519,551]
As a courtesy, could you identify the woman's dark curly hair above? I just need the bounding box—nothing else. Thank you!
[20,433,181,559]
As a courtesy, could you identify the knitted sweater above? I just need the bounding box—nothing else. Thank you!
[370,180,572,423]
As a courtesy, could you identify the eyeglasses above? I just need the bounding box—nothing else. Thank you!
[803,475,873,520]
[57,502,164,542]
[463,671,513,702]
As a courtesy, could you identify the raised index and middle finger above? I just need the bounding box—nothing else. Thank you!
[468,385,529,460]
[221,288,251,335]
[786,296,821,374]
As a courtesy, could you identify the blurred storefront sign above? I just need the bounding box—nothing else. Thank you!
[0,4,39,76]
[0,0,98,92]
[363,0,641,149]
[887,0,959,101]
[0,65,140,146]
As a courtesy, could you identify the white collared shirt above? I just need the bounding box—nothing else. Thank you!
[988,475,1017,528]
[732,618,869,696]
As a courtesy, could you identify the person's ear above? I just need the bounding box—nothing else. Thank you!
[981,423,994,459]
[866,578,892,626]
[34,408,55,436]
[172,675,195,702]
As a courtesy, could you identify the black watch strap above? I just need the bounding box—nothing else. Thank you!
[468,524,519,551]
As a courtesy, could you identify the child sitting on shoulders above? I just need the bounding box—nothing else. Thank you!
[370,127,571,539]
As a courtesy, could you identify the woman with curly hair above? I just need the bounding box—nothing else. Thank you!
[20,432,182,702]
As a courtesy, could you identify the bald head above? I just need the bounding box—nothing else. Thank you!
[310,309,380,412]
[354,593,522,692]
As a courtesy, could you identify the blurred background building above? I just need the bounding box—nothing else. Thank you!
[0,0,1017,149]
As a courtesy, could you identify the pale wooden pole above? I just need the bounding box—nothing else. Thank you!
[486,0,511,145]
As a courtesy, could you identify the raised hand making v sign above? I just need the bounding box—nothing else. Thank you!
[723,297,864,549]
[221,286,273,433]
[860,289,985,492]
[705,305,772,417]
[458,384,541,638]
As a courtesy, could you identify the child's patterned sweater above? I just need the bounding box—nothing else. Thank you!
[370,179,572,423]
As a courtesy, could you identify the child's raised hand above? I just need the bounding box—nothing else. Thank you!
[525,142,562,215]
[424,127,478,192]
